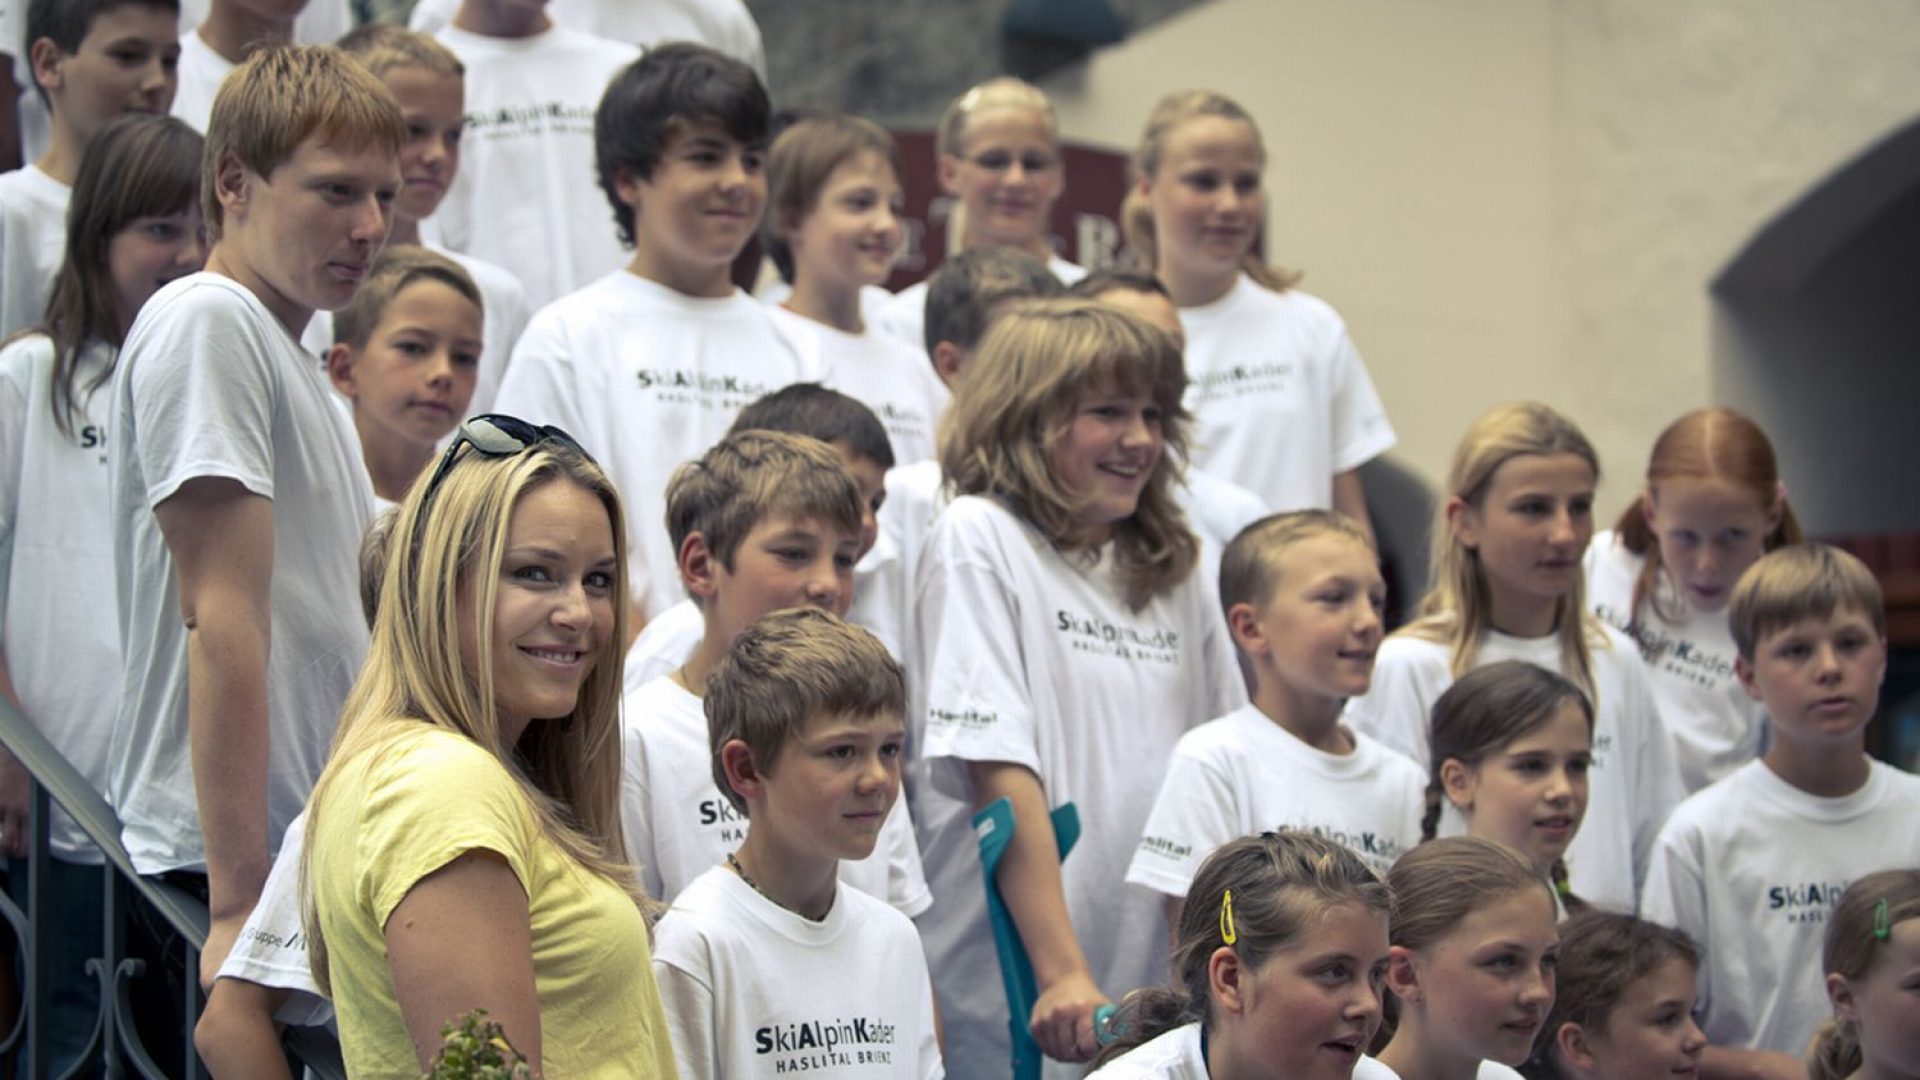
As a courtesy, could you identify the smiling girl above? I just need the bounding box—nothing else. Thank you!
[1125,90,1394,525]
[1583,408,1801,793]
[1344,402,1685,913]
[912,299,1242,1076]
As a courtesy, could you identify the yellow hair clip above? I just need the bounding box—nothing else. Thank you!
[1220,888,1238,945]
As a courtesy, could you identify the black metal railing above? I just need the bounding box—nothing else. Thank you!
[0,695,345,1079]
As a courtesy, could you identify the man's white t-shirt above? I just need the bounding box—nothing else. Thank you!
[0,337,117,861]
[1177,274,1396,513]
[213,811,331,1026]
[108,274,373,874]
[168,30,233,134]
[1341,624,1688,913]
[1127,705,1427,894]
[619,674,931,917]
[429,24,639,310]
[1584,530,1766,793]
[653,867,941,1079]
[768,305,945,467]
[0,164,67,338]
[873,254,1085,355]
[495,272,821,616]
[1640,759,1920,1055]
[911,495,1244,1079]
[410,0,766,77]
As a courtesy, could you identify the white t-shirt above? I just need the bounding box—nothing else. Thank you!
[410,0,766,76]
[1639,759,1920,1055]
[1127,704,1426,895]
[1177,274,1396,513]
[0,164,67,338]
[622,598,705,694]
[1090,1022,1208,1079]
[1350,1056,1524,1080]
[1584,530,1766,794]
[1341,624,1687,913]
[873,254,1086,355]
[108,274,373,875]
[495,271,821,616]
[0,336,116,861]
[911,495,1245,1078]
[177,0,350,46]
[652,866,943,1079]
[213,811,331,1026]
[169,30,233,134]
[429,24,640,310]
[619,674,931,917]
[768,305,945,468]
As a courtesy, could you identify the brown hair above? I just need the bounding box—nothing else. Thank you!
[1810,869,1920,1080]
[937,298,1196,609]
[334,21,464,80]
[1527,912,1699,1080]
[202,45,405,244]
[1389,835,1552,953]
[922,245,1063,357]
[1124,89,1298,293]
[1217,509,1376,617]
[665,430,865,596]
[703,607,905,816]
[1090,831,1395,1067]
[1613,408,1802,627]
[1727,543,1885,661]
[331,245,482,350]
[763,113,900,285]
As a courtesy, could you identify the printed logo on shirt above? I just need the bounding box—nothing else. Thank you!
[698,796,748,844]
[1139,834,1192,861]
[755,1016,898,1072]
[633,367,780,413]
[237,925,305,954]
[464,102,595,140]
[1054,609,1181,664]
[1188,361,1295,405]
[1288,822,1405,873]
[928,707,995,731]
[1767,879,1850,925]
[1590,732,1613,772]
[1594,603,1737,690]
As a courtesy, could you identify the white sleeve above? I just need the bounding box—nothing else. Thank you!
[619,722,667,901]
[914,521,1040,779]
[1638,817,1712,1020]
[916,968,946,1079]
[128,292,280,506]
[0,344,30,620]
[494,310,590,444]
[214,816,333,1026]
[650,927,719,1080]
[1326,322,1396,473]
[1341,640,1438,769]
[1621,656,1687,890]
[881,796,933,918]
[1126,746,1239,898]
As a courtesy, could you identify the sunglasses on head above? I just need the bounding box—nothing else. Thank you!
[416,413,589,520]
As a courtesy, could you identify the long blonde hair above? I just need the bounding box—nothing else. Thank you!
[1123,89,1299,293]
[1403,402,1604,694]
[938,298,1196,609]
[303,440,639,993]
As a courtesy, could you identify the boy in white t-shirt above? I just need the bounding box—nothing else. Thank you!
[652,606,943,1079]
[623,382,896,690]
[108,44,396,986]
[622,430,929,918]
[426,0,638,309]
[1641,543,1920,1080]
[3,0,179,335]
[495,42,822,619]
[1127,511,1426,923]
[170,0,301,133]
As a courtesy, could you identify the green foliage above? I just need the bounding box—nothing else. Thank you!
[424,1009,533,1079]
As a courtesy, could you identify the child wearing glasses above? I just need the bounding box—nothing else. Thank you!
[106,44,398,988]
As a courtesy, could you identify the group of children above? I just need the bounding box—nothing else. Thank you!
[1,1,1916,1079]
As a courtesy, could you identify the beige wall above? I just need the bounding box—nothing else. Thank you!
[1040,0,1920,528]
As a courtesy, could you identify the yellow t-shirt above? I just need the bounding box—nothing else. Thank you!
[310,725,677,1078]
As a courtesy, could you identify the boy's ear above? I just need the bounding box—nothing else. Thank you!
[324,343,358,397]
[612,165,647,213]
[1444,496,1479,551]
[680,531,719,600]
[1384,945,1420,1003]
[931,341,967,388]
[212,151,255,221]
[1733,654,1762,702]
[1438,757,1476,811]
[1554,1021,1598,1071]
[27,37,65,96]
[1224,601,1266,657]
[1206,946,1246,1016]
[718,738,764,806]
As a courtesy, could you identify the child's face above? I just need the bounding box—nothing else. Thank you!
[1138,114,1264,283]
[1241,534,1385,702]
[35,5,179,140]
[1644,476,1777,614]
[621,119,767,279]
[1397,887,1558,1067]
[755,709,905,864]
[1575,957,1705,1080]
[1451,452,1596,621]
[1051,385,1163,545]
[334,278,482,450]
[1834,917,1920,1079]
[217,135,399,327]
[828,444,886,561]
[1443,699,1591,876]
[1737,608,1886,748]
[463,480,617,737]
[387,66,464,224]
[790,150,904,293]
[939,105,1063,250]
[708,513,858,646]
[107,205,206,328]
[1219,901,1389,1080]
